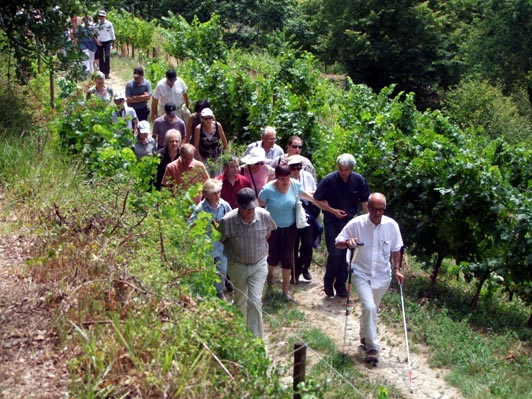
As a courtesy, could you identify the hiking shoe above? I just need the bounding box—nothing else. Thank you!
[267,274,274,287]
[224,278,234,293]
[336,291,349,298]
[324,287,335,298]
[302,269,312,281]
[217,292,226,300]
[365,349,379,363]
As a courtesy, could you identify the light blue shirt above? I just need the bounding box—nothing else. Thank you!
[259,179,303,228]
[188,198,232,258]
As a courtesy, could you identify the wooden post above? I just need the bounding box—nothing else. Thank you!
[293,342,306,399]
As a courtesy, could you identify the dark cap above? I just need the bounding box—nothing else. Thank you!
[133,66,144,77]
[164,102,177,115]
[236,188,259,210]
[166,69,177,81]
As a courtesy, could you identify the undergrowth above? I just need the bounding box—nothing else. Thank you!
[380,257,532,399]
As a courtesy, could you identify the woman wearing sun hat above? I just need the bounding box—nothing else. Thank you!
[240,147,275,198]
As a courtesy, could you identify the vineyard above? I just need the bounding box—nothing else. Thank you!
[0,3,531,399]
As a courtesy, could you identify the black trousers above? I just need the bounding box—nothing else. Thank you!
[134,106,150,122]
[323,218,349,295]
[97,41,112,76]
[294,224,313,277]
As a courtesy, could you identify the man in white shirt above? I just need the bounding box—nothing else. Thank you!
[151,69,190,126]
[335,192,404,363]
[95,10,115,79]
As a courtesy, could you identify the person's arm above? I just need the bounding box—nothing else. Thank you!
[151,120,158,142]
[182,92,189,109]
[391,250,404,284]
[313,199,347,219]
[131,91,151,103]
[184,114,194,143]
[132,117,139,135]
[218,122,228,150]
[150,97,159,121]
[361,201,369,214]
[193,125,201,153]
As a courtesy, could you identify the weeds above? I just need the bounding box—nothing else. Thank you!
[380,260,532,399]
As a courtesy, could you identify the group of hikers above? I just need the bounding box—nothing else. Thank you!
[82,30,405,363]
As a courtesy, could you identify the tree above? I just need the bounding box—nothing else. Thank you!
[0,1,83,107]
[309,0,452,107]
[463,0,532,97]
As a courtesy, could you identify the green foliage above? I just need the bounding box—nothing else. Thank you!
[108,8,156,58]
[0,1,82,82]
[160,13,227,65]
[304,0,452,101]
[52,92,138,177]
[383,269,532,399]
[442,79,532,145]
[462,0,532,96]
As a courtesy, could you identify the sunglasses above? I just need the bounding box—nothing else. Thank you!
[289,164,303,170]
[254,162,265,166]
[291,145,303,149]
[203,116,214,120]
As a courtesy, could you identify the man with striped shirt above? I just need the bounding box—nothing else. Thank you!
[219,188,277,338]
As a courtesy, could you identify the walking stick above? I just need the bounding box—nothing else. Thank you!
[398,247,413,387]
[342,242,364,363]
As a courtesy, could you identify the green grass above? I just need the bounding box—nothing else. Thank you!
[380,260,532,399]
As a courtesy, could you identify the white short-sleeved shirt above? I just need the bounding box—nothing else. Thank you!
[335,214,403,289]
[112,105,137,130]
[96,20,115,42]
[152,77,187,111]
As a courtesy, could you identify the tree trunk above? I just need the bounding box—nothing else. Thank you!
[427,252,445,298]
[527,311,532,329]
[470,268,491,308]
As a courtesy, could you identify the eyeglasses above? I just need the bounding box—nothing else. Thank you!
[254,162,265,166]
[370,207,386,212]
[291,145,303,149]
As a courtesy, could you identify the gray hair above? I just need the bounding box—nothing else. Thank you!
[261,126,276,138]
[165,129,182,145]
[336,153,356,168]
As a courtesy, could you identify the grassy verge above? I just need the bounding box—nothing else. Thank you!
[380,259,532,399]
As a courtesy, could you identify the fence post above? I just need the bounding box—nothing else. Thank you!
[293,342,307,399]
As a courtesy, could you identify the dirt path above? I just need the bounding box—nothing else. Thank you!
[264,268,464,399]
[0,204,70,398]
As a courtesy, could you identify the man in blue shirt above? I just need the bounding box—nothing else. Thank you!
[313,153,370,298]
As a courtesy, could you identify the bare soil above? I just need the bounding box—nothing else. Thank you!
[0,233,70,398]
